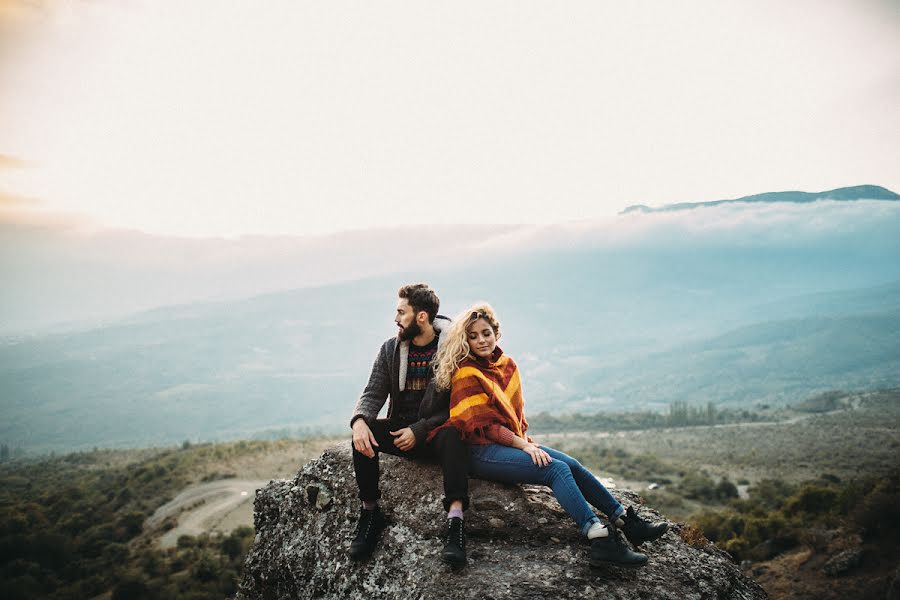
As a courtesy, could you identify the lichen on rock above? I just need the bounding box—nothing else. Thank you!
[235,444,767,600]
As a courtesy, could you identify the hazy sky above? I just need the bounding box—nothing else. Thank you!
[1,0,898,238]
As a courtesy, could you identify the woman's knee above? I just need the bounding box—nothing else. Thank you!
[545,459,573,484]
[545,447,588,474]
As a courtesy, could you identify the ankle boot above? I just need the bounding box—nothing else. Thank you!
[621,505,668,546]
[590,526,648,568]
[349,506,387,560]
[442,517,466,567]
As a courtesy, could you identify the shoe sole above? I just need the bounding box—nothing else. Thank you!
[349,522,387,561]
[349,549,374,561]
[349,541,381,561]
[589,558,648,569]
[442,552,466,567]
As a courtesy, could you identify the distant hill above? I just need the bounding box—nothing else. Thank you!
[3,196,900,453]
[743,280,900,322]
[621,185,899,214]
[585,309,900,409]
[3,272,899,453]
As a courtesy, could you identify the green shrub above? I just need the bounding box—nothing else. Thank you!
[220,534,244,560]
[691,473,900,562]
[190,551,221,582]
[691,510,745,543]
[111,576,151,600]
[784,484,838,516]
[748,478,795,509]
[854,475,900,536]
[101,542,129,564]
[29,532,73,569]
[678,471,718,501]
[716,478,739,500]
[722,537,751,559]
[219,570,240,597]
[0,573,46,600]
[80,523,119,557]
[117,511,147,538]
[742,512,790,547]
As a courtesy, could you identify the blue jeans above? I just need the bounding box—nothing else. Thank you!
[469,444,625,535]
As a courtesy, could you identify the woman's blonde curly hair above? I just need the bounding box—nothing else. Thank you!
[434,302,501,390]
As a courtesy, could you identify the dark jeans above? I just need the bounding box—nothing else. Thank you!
[352,418,470,511]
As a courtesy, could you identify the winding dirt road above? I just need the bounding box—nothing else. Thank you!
[146,479,270,549]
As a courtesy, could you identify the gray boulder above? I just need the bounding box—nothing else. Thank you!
[235,445,767,600]
[822,547,863,576]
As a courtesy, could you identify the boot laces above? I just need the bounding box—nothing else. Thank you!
[447,518,464,548]
[606,521,627,547]
[357,509,375,538]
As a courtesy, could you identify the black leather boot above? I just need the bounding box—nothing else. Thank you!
[590,526,648,568]
[349,506,387,560]
[621,505,668,546]
[442,516,466,567]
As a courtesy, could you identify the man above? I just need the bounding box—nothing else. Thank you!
[349,283,469,566]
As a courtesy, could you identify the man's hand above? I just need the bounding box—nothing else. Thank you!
[352,419,379,458]
[390,427,416,452]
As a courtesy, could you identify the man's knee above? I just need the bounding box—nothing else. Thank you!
[432,426,464,448]
[351,440,379,462]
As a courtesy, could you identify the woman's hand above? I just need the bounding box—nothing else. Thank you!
[522,442,552,467]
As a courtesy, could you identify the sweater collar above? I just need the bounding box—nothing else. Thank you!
[469,345,504,367]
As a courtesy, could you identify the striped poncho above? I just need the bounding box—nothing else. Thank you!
[430,347,531,444]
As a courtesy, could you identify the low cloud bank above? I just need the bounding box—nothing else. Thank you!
[478,200,900,253]
[2,199,898,334]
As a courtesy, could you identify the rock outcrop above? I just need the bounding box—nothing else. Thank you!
[235,445,767,600]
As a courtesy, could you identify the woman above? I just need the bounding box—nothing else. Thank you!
[429,303,667,567]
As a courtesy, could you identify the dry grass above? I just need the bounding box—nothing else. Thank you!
[678,524,710,548]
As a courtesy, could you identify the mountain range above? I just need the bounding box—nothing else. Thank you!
[620,184,899,214]
[2,185,899,453]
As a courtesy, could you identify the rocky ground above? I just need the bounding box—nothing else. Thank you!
[235,445,767,600]
[748,532,900,600]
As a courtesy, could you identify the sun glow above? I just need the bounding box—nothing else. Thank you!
[1,0,898,237]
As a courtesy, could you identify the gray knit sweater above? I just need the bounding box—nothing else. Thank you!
[350,315,452,445]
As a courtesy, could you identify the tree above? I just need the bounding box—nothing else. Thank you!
[221,534,244,560]
[706,402,716,424]
[715,478,739,500]
[111,577,151,600]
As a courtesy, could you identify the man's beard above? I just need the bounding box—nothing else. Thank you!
[398,320,422,341]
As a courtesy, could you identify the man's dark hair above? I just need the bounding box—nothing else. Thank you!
[398,283,440,323]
